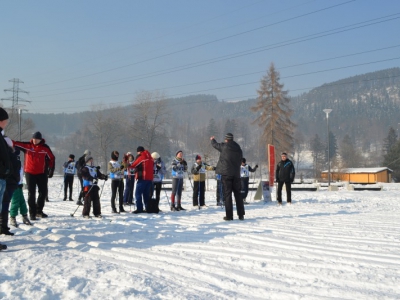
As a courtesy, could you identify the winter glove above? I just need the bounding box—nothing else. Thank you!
[182,160,187,166]
[96,166,101,170]
[196,164,202,171]
[104,175,108,181]
[255,164,258,168]
[48,168,54,178]
[120,165,124,170]
[156,164,161,170]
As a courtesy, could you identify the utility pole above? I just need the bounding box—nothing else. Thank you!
[1,78,31,109]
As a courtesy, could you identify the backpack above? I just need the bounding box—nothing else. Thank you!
[146,198,159,213]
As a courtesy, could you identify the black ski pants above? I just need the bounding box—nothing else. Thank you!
[78,175,84,200]
[64,175,74,199]
[277,181,292,203]
[82,185,101,216]
[111,179,124,210]
[151,182,162,208]
[193,180,205,206]
[25,172,48,216]
[221,175,245,219]
[241,177,249,200]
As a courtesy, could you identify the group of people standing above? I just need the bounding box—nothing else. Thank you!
[0,108,56,250]
[0,108,296,250]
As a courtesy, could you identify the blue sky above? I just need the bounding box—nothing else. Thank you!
[1,0,399,114]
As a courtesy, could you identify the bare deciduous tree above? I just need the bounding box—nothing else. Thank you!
[131,90,170,152]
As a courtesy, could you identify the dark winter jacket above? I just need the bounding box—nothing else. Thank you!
[211,139,243,178]
[0,128,11,179]
[129,150,154,181]
[13,139,55,176]
[275,159,295,183]
[6,148,21,189]
[76,154,86,177]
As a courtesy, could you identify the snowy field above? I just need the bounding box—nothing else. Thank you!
[1,178,400,300]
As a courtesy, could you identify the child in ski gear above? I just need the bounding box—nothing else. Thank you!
[240,158,258,204]
[63,154,76,201]
[275,152,295,204]
[108,150,125,213]
[76,149,91,205]
[170,150,187,211]
[80,156,108,218]
[191,154,215,207]
[123,152,135,206]
[128,146,153,213]
[211,133,245,221]
[12,131,55,220]
[151,152,166,212]
[9,149,32,227]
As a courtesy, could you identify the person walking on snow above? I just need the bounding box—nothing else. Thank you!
[170,150,187,211]
[13,131,55,220]
[191,154,215,207]
[211,133,245,221]
[275,152,295,205]
[108,150,125,213]
[81,156,108,218]
[63,154,76,201]
[240,158,258,205]
[128,146,153,214]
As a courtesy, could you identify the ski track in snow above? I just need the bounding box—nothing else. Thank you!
[0,179,400,299]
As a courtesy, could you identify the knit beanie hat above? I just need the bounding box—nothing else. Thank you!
[195,154,201,160]
[111,150,119,160]
[242,158,246,163]
[32,131,42,139]
[137,146,145,152]
[225,133,233,140]
[0,108,9,121]
[69,154,75,159]
[176,150,183,156]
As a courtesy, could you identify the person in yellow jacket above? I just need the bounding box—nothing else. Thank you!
[191,154,215,207]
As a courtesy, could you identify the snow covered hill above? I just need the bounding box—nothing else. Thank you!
[1,178,399,299]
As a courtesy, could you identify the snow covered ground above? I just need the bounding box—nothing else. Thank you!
[1,178,400,299]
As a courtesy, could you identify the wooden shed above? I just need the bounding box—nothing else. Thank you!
[321,167,392,183]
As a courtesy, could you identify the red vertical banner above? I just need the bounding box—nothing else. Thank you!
[268,144,275,187]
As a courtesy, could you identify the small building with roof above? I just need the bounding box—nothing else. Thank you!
[321,167,392,183]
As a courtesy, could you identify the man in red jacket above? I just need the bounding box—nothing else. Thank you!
[128,146,153,214]
[13,131,55,220]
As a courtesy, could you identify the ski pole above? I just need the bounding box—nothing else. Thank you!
[58,181,64,198]
[163,189,170,206]
[99,179,107,200]
[219,176,224,209]
[70,184,94,217]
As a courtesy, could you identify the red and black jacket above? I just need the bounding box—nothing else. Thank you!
[13,139,55,175]
[128,150,154,181]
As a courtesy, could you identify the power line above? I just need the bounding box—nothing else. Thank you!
[30,65,400,114]
[26,1,355,89]
[30,44,400,100]
[22,0,267,81]
[29,13,400,99]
